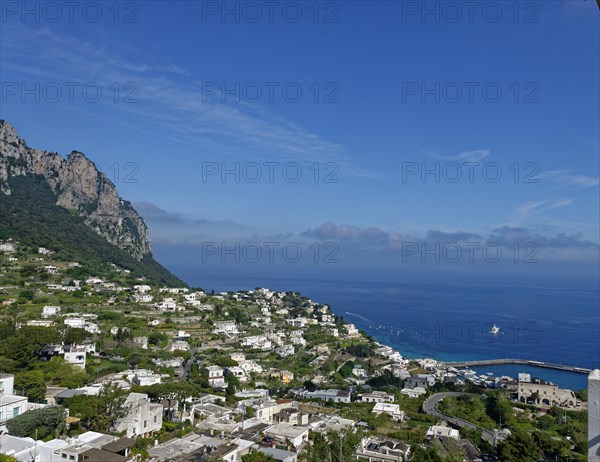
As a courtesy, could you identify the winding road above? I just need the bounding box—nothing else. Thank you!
[422,392,496,444]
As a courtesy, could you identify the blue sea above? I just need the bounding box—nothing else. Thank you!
[174,268,599,391]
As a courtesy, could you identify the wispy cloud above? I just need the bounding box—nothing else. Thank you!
[1,24,357,169]
[511,199,573,225]
[423,149,491,163]
[536,170,600,189]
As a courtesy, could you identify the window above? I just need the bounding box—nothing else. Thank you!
[144,420,147,428]
[154,416,157,423]
[13,407,19,418]
[69,456,75,461]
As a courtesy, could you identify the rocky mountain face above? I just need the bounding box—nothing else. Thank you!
[0,120,152,260]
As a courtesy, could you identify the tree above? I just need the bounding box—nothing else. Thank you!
[18,289,34,301]
[43,358,89,388]
[64,327,89,346]
[142,381,199,421]
[303,380,317,392]
[575,389,587,401]
[6,406,66,439]
[0,326,61,368]
[536,414,555,430]
[241,451,275,462]
[410,447,445,462]
[532,431,570,458]
[0,455,18,462]
[305,427,362,462]
[15,370,46,402]
[66,383,129,433]
[245,406,255,419]
[486,392,513,425]
[65,394,98,422]
[338,361,355,378]
[225,371,240,394]
[496,429,542,462]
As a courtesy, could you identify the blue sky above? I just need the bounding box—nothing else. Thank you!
[1,1,598,280]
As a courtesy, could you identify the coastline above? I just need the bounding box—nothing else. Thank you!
[172,269,598,391]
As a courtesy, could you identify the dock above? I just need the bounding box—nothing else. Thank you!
[444,358,592,374]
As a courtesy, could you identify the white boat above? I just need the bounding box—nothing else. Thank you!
[490,324,500,335]
[459,369,476,376]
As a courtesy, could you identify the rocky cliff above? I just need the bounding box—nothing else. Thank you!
[0,120,152,260]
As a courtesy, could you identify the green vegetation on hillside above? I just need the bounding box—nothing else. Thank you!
[0,174,184,286]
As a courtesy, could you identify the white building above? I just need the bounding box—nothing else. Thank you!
[0,375,28,430]
[264,423,309,448]
[206,366,227,388]
[64,317,86,328]
[290,335,306,347]
[241,336,272,351]
[359,391,395,403]
[0,243,15,253]
[42,305,61,317]
[372,403,404,421]
[353,365,367,378]
[169,340,189,352]
[345,324,360,336]
[132,370,162,387]
[176,330,191,339]
[154,299,178,310]
[113,393,162,438]
[300,389,351,403]
[133,294,154,303]
[401,387,426,398]
[133,336,148,350]
[0,431,134,462]
[240,360,263,375]
[286,318,307,328]
[227,366,248,382]
[214,321,239,336]
[26,320,55,328]
[64,346,87,368]
[276,345,295,357]
[85,277,103,285]
[519,372,532,383]
[427,425,460,439]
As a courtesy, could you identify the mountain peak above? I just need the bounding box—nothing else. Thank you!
[0,120,152,260]
[0,119,24,148]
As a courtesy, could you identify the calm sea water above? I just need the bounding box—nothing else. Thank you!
[175,268,599,391]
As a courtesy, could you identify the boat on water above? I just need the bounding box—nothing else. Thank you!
[459,369,476,376]
[490,324,500,335]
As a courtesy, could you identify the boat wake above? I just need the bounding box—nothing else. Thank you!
[345,311,374,324]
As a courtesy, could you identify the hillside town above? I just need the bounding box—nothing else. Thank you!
[0,239,594,461]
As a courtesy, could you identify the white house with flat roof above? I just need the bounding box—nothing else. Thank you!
[64,346,87,368]
[0,374,28,431]
[427,425,459,439]
[42,305,61,317]
[264,423,309,448]
[372,403,404,421]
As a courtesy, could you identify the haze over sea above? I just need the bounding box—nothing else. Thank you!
[174,267,599,391]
